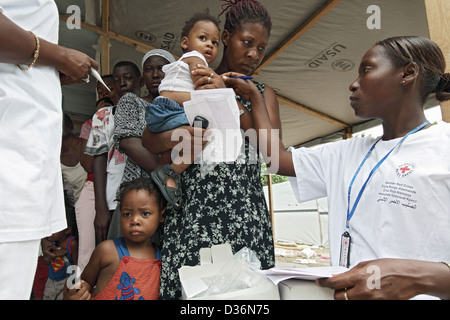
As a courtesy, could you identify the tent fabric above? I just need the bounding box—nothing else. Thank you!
[273,211,329,248]
[55,0,435,147]
[263,182,329,247]
[54,0,436,247]
[54,0,441,247]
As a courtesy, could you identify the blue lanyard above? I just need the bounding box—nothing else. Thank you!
[345,121,429,229]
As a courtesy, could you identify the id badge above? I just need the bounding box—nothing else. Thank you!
[339,230,351,268]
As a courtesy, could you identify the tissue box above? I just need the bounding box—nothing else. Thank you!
[178,243,280,300]
[278,279,334,300]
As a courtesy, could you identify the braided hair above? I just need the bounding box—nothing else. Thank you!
[218,0,272,36]
[117,178,167,211]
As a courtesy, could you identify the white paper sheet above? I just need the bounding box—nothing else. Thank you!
[183,88,242,164]
[263,266,349,285]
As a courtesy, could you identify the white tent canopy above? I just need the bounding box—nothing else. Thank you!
[54,0,448,247]
[55,0,448,146]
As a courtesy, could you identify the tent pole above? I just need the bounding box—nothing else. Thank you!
[100,0,110,75]
[342,127,353,139]
[425,0,450,123]
[267,174,275,243]
[316,199,323,247]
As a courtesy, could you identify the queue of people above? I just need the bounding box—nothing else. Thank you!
[0,0,449,301]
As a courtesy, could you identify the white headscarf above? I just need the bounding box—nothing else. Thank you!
[141,49,176,69]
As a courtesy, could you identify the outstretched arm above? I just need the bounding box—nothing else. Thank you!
[0,12,98,83]
[222,74,295,176]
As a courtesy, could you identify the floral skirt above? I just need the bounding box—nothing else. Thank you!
[159,157,275,299]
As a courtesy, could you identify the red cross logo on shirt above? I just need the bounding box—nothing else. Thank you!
[399,165,411,174]
[395,163,415,177]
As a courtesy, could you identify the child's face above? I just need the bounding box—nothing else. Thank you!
[112,65,143,98]
[181,20,220,64]
[120,189,165,244]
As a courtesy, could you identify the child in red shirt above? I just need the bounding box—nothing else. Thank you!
[63,178,166,300]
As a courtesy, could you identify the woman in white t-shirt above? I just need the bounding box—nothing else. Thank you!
[224,36,450,300]
[0,0,98,299]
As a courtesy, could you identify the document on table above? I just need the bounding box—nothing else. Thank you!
[263,266,349,285]
[183,88,242,163]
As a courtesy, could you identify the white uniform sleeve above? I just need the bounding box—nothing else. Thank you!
[288,146,329,203]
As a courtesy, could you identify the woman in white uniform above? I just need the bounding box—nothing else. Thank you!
[223,36,450,300]
[0,0,97,299]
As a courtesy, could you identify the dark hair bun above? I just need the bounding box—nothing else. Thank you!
[436,73,450,102]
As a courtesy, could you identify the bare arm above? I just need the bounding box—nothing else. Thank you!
[222,74,295,176]
[69,238,79,266]
[142,128,177,154]
[92,154,110,242]
[262,85,282,137]
[142,126,207,155]
[119,137,159,172]
[80,138,93,173]
[0,12,98,82]
[64,240,112,300]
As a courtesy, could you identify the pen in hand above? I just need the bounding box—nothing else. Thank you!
[230,76,253,80]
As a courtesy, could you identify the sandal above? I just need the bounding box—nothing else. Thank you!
[151,164,182,209]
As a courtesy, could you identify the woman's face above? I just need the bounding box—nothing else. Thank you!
[349,45,404,119]
[143,56,171,98]
[222,22,269,75]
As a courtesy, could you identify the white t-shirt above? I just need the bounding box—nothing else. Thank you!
[0,0,66,242]
[289,122,450,268]
[159,50,208,92]
[85,106,126,210]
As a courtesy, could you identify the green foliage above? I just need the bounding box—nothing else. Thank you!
[260,163,288,186]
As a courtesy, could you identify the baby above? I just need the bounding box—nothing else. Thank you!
[145,13,220,209]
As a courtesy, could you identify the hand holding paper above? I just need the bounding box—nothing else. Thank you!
[183,88,242,165]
